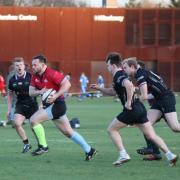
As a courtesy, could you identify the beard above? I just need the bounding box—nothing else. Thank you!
[34,68,42,75]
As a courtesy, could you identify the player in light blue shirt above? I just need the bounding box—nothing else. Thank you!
[97,74,105,88]
[79,72,89,100]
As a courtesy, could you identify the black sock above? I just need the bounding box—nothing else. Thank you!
[149,140,161,155]
[144,135,161,155]
[23,139,29,145]
[144,134,152,148]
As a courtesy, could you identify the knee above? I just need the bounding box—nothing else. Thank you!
[107,126,111,134]
[14,123,21,129]
[107,126,116,135]
[29,118,36,127]
[145,133,156,141]
[14,119,22,128]
[171,128,180,133]
[168,123,180,132]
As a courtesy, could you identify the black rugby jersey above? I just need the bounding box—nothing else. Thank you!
[113,70,133,106]
[8,72,36,104]
[135,68,170,98]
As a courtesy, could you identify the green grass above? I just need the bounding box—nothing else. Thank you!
[0,95,180,180]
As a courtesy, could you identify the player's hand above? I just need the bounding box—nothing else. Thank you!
[139,95,147,102]
[1,89,6,97]
[90,84,99,90]
[134,87,140,95]
[40,88,47,95]
[125,102,132,110]
[38,103,43,109]
[47,93,57,104]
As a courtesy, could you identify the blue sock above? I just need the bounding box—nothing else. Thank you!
[71,132,91,153]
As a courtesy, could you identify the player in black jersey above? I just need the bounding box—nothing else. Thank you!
[7,57,38,153]
[123,58,180,161]
[91,52,178,166]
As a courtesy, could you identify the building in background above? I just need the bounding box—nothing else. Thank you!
[0,7,179,91]
[81,0,172,7]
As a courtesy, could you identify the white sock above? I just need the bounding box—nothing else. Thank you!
[119,149,128,157]
[165,151,176,161]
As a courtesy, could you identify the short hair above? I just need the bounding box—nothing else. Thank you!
[13,57,24,64]
[105,52,122,67]
[32,54,47,64]
[123,57,138,69]
[137,60,146,69]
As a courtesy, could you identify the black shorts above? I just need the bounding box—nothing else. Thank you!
[117,100,148,125]
[150,92,176,114]
[15,102,38,119]
[44,100,67,120]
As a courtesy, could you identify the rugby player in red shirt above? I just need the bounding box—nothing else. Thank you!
[29,55,96,160]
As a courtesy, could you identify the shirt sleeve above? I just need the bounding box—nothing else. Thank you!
[30,75,36,87]
[52,71,65,85]
[136,69,147,87]
[8,79,13,91]
[116,74,128,87]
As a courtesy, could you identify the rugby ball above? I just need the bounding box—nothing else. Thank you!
[42,89,56,105]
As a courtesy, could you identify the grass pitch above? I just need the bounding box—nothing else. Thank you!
[0,95,179,180]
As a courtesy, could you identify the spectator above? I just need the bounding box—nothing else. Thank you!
[79,72,89,100]
[0,73,6,97]
[97,74,105,88]
[5,65,16,126]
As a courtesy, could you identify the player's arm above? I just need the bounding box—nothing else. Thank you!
[6,78,14,119]
[123,79,134,110]
[47,78,71,104]
[6,90,13,119]
[55,78,71,98]
[90,84,116,96]
[139,83,148,101]
[29,86,46,97]
[136,69,149,102]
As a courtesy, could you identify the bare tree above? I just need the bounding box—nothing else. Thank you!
[126,0,170,8]
[50,0,78,7]
[170,0,180,7]
[13,0,87,7]
[0,0,87,6]
[0,0,14,6]
[125,0,141,8]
